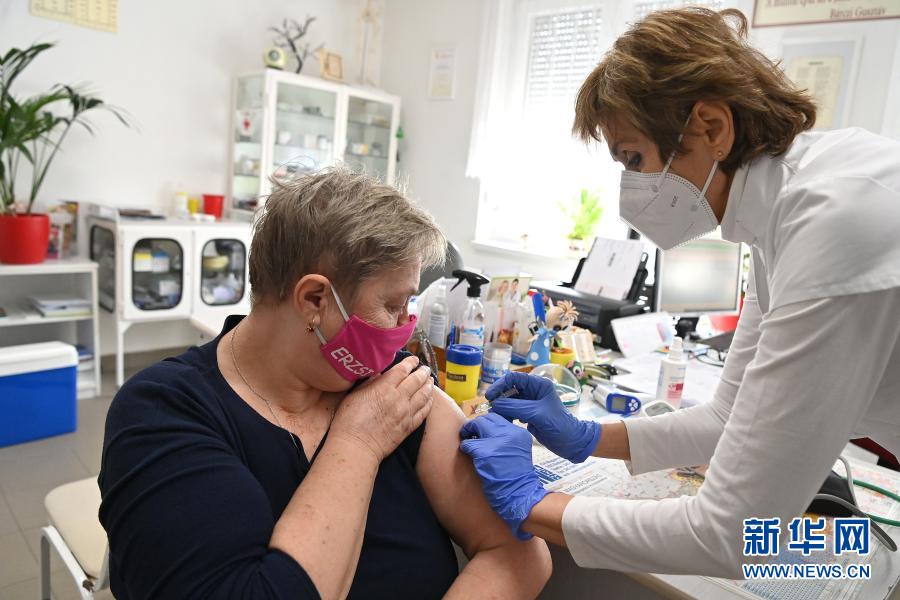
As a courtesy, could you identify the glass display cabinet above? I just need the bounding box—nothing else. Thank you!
[229,70,401,219]
[343,92,398,183]
[232,74,266,212]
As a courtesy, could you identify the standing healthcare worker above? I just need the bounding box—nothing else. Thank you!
[459,7,900,577]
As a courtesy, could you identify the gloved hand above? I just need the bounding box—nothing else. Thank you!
[459,413,549,540]
[487,371,601,463]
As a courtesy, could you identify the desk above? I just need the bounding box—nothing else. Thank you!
[533,386,900,600]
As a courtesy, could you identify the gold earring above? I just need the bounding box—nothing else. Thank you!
[306,322,316,333]
[717,150,725,158]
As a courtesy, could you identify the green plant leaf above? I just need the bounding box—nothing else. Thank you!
[13,142,33,163]
[0,43,54,94]
[1,42,132,211]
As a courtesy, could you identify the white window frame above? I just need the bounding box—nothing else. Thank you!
[468,0,732,260]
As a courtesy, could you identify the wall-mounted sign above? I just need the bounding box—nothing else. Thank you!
[754,0,900,27]
[428,47,457,100]
[30,0,118,33]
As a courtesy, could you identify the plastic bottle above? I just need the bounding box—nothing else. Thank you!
[173,191,190,219]
[451,270,490,348]
[459,296,485,347]
[426,283,449,348]
[655,336,688,408]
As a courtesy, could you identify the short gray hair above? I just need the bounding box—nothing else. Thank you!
[249,167,447,305]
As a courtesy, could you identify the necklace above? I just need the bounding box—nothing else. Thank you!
[229,321,334,461]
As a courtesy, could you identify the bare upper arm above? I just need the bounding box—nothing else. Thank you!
[416,389,520,557]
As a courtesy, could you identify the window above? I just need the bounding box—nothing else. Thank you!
[633,0,723,22]
[524,9,604,110]
[468,0,626,258]
[467,0,730,258]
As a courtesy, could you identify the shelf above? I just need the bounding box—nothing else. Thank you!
[347,119,390,130]
[0,257,98,276]
[345,152,388,161]
[276,111,335,123]
[132,270,182,276]
[0,314,93,328]
[274,144,331,154]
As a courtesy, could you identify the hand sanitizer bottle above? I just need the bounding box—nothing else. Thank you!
[655,336,687,408]
[451,270,489,348]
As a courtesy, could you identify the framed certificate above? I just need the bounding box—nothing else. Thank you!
[780,38,861,130]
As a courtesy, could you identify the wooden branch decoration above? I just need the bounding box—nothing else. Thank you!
[269,15,318,73]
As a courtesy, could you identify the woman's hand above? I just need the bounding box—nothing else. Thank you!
[488,372,600,463]
[459,413,550,540]
[331,356,434,462]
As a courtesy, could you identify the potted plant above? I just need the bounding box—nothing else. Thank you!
[0,43,129,264]
[560,188,604,253]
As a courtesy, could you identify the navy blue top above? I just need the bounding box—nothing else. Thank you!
[98,315,458,599]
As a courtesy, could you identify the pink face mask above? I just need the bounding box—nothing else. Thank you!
[314,286,417,382]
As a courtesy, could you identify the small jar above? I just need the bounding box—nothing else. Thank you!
[444,344,483,405]
[479,342,512,392]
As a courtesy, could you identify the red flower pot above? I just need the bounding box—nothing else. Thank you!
[0,213,50,264]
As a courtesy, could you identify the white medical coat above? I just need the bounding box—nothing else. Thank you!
[561,127,900,577]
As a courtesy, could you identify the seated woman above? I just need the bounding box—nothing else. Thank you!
[98,168,552,600]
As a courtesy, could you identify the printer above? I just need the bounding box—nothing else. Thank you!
[531,254,650,351]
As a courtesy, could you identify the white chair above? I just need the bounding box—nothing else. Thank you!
[40,477,110,599]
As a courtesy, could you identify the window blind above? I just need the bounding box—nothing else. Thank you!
[524,7,604,110]
[633,0,724,22]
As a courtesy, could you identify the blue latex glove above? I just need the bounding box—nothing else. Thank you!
[487,372,601,464]
[459,413,549,540]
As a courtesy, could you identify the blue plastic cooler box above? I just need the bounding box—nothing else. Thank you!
[0,341,78,446]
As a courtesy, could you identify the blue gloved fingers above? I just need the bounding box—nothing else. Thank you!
[459,419,480,441]
[459,412,508,440]
[515,372,558,400]
[484,372,521,401]
[489,397,542,422]
[459,437,480,457]
[485,371,555,402]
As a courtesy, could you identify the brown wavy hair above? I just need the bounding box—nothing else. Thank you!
[573,7,816,173]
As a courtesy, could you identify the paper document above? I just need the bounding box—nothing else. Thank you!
[786,55,843,130]
[575,237,645,300]
[30,0,118,32]
[533,441,900,600]
[609,312,674,359]
[613,352,724,406]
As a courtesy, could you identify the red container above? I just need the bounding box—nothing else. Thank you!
[0,213,50,264]
[202,194,225,220]
[709,295,744,333]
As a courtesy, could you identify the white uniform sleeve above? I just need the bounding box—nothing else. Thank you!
[562,287,900,577]
[624,259,763,474]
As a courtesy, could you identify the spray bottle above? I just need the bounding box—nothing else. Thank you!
[655,336,688,408]
[451,269,490,348]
